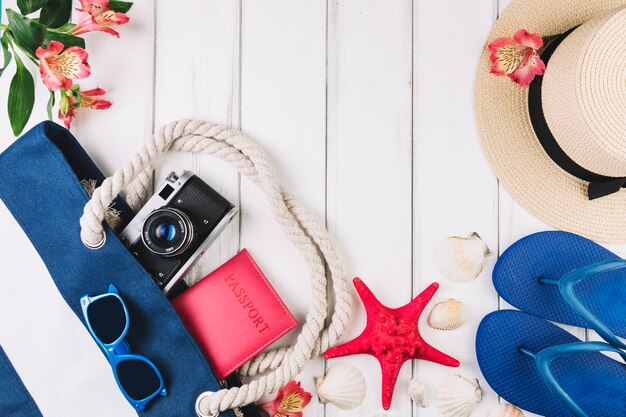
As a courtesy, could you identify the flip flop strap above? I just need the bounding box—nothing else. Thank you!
[541,259,626,349]
[521,341,626,417]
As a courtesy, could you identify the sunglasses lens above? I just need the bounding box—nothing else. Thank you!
[116,358,161,401]
[87,295,127,345]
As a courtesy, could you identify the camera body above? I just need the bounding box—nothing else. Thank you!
[119,171,236,294]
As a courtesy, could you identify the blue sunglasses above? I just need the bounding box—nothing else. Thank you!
[80,284,167,411]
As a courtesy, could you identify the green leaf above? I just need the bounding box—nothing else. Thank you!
[0,32,13,77]
[46,89,55,120]
[44,31,85,49]
[57,23,76,32]
[17,0,47,15]
[6,9,46,58]
[108,0,133,13]
[39,0,72,29]
[8,53,35,136]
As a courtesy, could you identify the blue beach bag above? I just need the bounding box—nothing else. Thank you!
[0,120,350,417]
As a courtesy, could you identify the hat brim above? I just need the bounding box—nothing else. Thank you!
[475,0,626,242]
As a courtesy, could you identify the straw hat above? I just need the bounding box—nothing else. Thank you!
[475,0,626,242]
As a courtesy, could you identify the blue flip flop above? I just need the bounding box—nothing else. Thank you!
[494,231,626,348]
[476,310,626,417]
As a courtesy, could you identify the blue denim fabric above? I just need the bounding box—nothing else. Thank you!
[0,346,43,417]
[0,121,235,417]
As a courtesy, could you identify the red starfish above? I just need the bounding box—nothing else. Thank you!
[324,277,459,410]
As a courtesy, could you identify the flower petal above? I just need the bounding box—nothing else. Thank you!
[53,47,91,80]
[513,29,543,49]
[81,87,107,97]
[488,37,517,54]
[98,27,121,37]
[508,52,545,86]
[259,381,312,417]
[95,10,130,27]
[84,98,111,109]
[79,0,109,16]
[536,55,546,73]
[40,60,71,90]
[276,381,311,413]
[490,44,527,76]
[70,12,99,35]
[509,66,535,86]
[489,59,506,76]
[71,11,121,37]
[36,40,64,59]
[58,107,76,128]
[80,95,112,109]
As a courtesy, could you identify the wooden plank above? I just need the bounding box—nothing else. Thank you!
[71,1,155,176]
[413,0,498,416]
[153,0,242,283]
[493,3,544,417]
[239,1,327,413]
[326,1,413,416]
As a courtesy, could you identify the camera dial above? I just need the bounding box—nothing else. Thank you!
[141,207,195,257]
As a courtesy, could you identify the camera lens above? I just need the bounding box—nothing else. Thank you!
[141,208,195,257]
[153,221,177,243]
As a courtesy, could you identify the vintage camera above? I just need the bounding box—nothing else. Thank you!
[119,171,236,294]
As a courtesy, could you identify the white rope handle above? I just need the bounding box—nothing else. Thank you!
[79,119,352,415]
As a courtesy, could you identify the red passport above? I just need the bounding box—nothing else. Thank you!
[172,249,297,380]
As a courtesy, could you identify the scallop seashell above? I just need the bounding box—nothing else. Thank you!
[428,298,465,330]
[408,377,427,407]
[435,374,483,417]
[486,403,525,417]
[434,233,491,282]
[314,362,366,410]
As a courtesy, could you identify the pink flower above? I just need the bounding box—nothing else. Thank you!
[79,88,112,110]
[259,381,312,417]
[72,0,129,38]
[36,41,90,91]
[58,87,112,128]
[488,29,546,86]
[94,9,129,27]
[58,106,77,128]
[79,0,109,16]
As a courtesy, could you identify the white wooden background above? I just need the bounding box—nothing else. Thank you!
[2,1,623,416]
